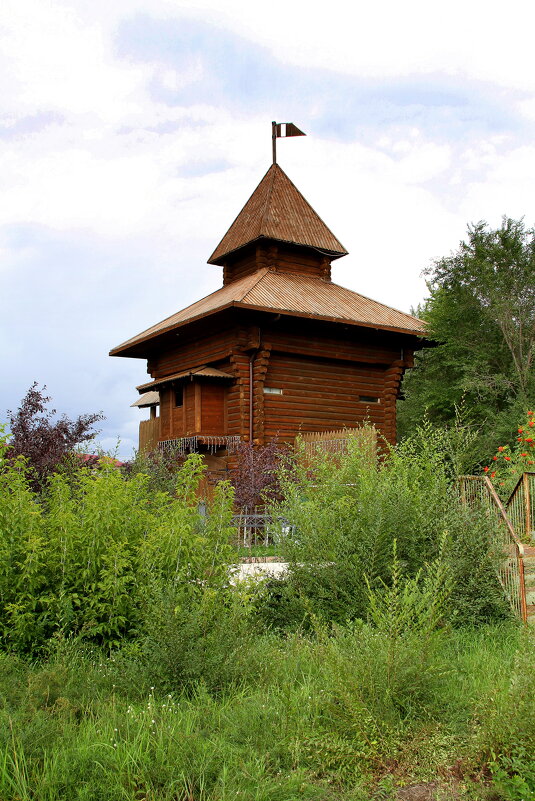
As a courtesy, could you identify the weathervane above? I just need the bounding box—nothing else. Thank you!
[272,121,306,164]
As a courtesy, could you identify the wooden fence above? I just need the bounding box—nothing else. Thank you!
[139,417,160,453]
[299,426,377,461]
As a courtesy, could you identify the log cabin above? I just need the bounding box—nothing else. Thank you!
[110,162,426,464]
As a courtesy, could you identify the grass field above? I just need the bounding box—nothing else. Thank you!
[2,621,535,800]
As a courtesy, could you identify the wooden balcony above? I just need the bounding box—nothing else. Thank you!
[158,435,241,456]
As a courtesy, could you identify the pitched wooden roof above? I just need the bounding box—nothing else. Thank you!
[131,391,160,407]
[110,269,426,357]
[136,366,234,392]
[208,164,347,265]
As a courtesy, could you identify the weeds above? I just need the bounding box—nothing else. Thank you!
[0,623,530,800]
[268,423,508,628]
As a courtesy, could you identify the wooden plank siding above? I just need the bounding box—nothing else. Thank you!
[159,382,228,438]
[201,384,226,434]
[139,417,161,453]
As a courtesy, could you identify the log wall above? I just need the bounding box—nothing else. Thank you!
[142,315,414,448]
[222,243,332,285]
[150,330,235,379]
[263,352,386,441]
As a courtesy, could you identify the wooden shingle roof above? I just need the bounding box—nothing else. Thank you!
[110,269,426,357]
[208,164,347,265]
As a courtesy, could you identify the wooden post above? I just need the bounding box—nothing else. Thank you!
[169,387,174,438]
[195,383,202,433]
[519,554,528,624]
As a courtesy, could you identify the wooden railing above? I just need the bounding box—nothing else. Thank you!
[299,426,377,461]
[458,475,527,623]
[139,417,161,453]
[506,472,535,543]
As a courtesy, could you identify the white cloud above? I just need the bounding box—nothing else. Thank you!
[160,0,535,90]
[2,0,535,454]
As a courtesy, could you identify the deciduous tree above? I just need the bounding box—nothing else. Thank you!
[399,217,535,458]
[6,382,103,487]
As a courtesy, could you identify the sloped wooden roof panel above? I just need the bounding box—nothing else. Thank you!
[111,269,426,357]
[242,272,425,332]
[110,271,265,355]
[208,164,347,264]
[131,391,160,407]
[136,366,233,393]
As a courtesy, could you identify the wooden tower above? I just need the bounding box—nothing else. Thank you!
[111,162,426,457]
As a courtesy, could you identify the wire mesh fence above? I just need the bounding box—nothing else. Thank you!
[506,473,535,543]
[458,475,527,622]
[230,511,294,547]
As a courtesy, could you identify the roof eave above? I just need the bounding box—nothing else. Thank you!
[137,368,234,394]
[110,300,427,360]
[109,302,237,358]
[231,302,427,337]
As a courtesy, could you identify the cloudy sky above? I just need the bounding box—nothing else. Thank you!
[3,0,535,457]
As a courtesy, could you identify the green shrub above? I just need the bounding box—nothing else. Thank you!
[0,439,235,653]
[138,586,256,694]
[121,445,185,496]
[265,423,509,629]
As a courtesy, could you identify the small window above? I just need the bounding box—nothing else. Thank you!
[175,387,183,407]
[359,395,380,404]
[264,387,283,395]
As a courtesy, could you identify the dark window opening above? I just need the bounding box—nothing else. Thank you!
[359,395,380,403]
[175,387,183,407]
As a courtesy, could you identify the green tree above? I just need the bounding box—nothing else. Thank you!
[398,217,535,459]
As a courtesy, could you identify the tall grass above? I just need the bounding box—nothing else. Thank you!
[0,420,527,798]
[0,622,531,800]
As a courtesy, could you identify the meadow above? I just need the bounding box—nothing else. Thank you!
[1,426,535,800]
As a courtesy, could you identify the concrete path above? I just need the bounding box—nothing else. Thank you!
[230,561,288,583]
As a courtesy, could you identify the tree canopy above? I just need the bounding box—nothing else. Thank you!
[398,217,535,459]
[6,382,103,486]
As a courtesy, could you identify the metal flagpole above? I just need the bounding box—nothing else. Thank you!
[272,120,277,164]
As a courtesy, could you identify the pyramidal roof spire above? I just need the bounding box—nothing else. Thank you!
[208,163,348,265]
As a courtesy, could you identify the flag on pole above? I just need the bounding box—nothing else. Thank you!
[272,121,306,163]
[274,122,306,138]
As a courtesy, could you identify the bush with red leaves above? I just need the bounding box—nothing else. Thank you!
[231,439,287,512]
[6,382,104,487]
